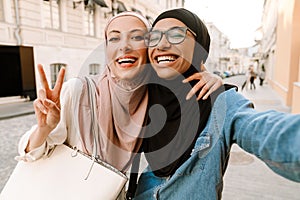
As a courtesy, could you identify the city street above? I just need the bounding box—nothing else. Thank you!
[0,75,300,199]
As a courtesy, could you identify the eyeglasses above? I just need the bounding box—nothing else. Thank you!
[144,26,197,47]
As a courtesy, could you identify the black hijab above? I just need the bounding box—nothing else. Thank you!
[143,8,215,177]
[143,8,237,177]
[152,8,211,67]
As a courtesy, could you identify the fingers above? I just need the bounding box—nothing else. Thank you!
[33,98,60,115]
[184,72,208,100]
[200,77,223,100]
[182,73,203,83]
[34,99,47,115]
[202,83,220,100]
[39,89,46,101]
[196,82,211,100]
[53,67,65,93]
[44,99,60,116]
[197,79,214,100]
[184,71,223,101]
[38,64,50,91]
[200,63,207,71]
[186,79,205,100]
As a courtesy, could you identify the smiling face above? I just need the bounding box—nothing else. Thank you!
[106,16,148,81]
[148,18,196,80]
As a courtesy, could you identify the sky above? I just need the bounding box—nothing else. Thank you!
[185,0,264,48]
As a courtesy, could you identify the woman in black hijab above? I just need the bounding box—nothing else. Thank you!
[142,8,226,177]
[133,8,300,200]
[137,7,235,198]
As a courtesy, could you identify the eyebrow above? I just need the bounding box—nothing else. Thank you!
[108,28,145,35]
[107,30,120,35]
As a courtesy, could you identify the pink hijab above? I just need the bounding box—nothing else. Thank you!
[78,12,151,172]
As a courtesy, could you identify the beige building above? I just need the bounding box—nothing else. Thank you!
[205,22,230,73]
[259,0,300,113]
[205,22,253,78]
[0,0,183,99]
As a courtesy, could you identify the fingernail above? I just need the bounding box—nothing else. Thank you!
[182,79,187,83]
[40,106,47,114]
[186,94,191,100]
[44,99,50,105]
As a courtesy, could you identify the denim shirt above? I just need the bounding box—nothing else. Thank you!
[134,88,300,200]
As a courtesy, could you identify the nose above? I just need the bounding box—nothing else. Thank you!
[119,38,132,52]
[156,34,171,50]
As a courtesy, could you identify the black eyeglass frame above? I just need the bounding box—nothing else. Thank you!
[144,26,197,47]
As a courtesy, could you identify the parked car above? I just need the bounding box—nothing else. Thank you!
[223,71,232,78]
[213,71,224,78]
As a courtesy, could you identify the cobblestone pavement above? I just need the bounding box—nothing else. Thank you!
[0,114,36,192]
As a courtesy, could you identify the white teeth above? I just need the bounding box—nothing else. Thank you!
[118,58,136,64]
[157,56,176,63]
[159,60,172,64]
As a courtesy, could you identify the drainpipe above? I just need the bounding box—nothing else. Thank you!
[14,0,22,45]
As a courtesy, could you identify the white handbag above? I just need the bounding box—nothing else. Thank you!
[0,77,128,200]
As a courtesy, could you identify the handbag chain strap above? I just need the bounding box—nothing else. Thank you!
[84,76,99,180]
[85,76,141,198]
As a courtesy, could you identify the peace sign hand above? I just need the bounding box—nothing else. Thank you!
[33,64,65,132]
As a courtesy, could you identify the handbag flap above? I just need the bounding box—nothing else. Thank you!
[1,144,127,200]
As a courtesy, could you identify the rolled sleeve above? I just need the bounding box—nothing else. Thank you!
[15,125,47,162]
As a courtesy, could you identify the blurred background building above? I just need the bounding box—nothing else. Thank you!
[256,0,300,113]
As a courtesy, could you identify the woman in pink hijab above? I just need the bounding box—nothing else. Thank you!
[16,12,222,172]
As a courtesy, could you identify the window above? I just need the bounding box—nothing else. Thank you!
[42,0,60,29]
[83,7,95,36]
[89,63,100,75]
[50,63,66,88]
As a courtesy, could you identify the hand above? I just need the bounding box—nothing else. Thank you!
[33,64,65,131]
[183,65,223,100]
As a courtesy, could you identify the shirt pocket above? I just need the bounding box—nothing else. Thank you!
[176,134,211,176]
[192,133,211,158]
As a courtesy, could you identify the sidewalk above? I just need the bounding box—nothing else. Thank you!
[239,82,291,113]
[225,75,290,113]
[0,100,34,120]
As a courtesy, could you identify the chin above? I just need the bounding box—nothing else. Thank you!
[155,68,178,80]
[156,72,175,80]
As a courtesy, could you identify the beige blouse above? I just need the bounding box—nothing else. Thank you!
[16,67,148,172]
[16,78,84,163]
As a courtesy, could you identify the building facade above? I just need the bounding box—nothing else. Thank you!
[258,0,300,113]
[0,0,183,99]
[206,22,253,78]
[206,22,230,73]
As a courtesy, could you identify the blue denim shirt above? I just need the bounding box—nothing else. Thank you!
[134,89,300,200]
